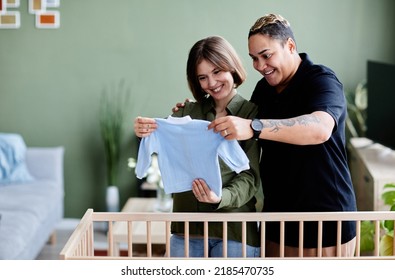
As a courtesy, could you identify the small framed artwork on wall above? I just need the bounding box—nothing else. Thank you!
[29,0,60,29]
[35,10,59,28]
[29,0,45,14]
[0,11,20,29]
[45,0,59,8]
[0,0,21,29]
[2,0,20,8]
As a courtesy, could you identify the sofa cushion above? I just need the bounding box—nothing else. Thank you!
[0,133,34,185]
[0,210,42,260]
[0,181,62,259]
[0,181,61,222]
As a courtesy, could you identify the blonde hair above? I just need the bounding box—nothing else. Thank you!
[248,13,296,47]
[186,36,246,102]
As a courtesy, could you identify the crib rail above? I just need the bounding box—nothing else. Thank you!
[60,209,395,259]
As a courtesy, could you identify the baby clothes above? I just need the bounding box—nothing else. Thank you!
[135,116,249,197]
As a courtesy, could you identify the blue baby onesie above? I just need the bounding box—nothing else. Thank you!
[135,116,250,197]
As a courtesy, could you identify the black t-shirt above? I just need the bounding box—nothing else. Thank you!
[251,53,357,247]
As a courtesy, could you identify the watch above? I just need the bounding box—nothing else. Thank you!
[250,119,264,140]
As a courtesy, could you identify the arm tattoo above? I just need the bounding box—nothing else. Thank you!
[265,115,320,133]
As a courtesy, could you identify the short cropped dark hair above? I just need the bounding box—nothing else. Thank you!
[248,13,296,47]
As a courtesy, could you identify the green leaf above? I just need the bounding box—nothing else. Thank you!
[379,235,394,256]
[360,221,375,252]
[384,183,395,190]
[383,220,394,233]
[381,190,395,206]
[382,204,395,234]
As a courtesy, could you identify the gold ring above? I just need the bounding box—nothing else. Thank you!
[224,129,228,136]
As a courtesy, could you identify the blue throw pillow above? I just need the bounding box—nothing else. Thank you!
[0,133,35,185]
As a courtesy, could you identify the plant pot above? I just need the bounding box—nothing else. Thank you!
[106,185,120,212]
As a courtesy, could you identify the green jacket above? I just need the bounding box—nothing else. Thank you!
[171,94,262,247]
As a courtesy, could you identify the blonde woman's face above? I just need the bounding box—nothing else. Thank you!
[196,59,235,102]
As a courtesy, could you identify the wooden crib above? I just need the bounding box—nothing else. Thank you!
[60,209,395,259]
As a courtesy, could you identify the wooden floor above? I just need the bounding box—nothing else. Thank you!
[36,218,166,259]
[36,219,107,260]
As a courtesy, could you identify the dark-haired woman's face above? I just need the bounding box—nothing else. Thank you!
[196,59,235,102]
[248,34,295,92]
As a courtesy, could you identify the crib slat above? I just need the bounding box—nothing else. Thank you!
[242,221,247,258]
[127,221,133,257]
[223,221,228,258]
[393,220,395,256]
[88,223,94,256]
[204,221,209,258]
[317,221,323,257]
[184,222,189,257]
[107,221,113,256]
[298,221,304,257]
[336,221,342,257]
[146,221,152,257]
[374,220,380,256]
[279,221,285,257]
[260,221,265,258]
[393,221,395,255]
[355,220,361,257]
[165,221,171,258]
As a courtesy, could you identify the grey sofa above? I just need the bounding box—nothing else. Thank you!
[0,147,64,259]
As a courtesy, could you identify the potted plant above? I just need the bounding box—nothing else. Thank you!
[379,183,395,255]
[99,79,130,211]
[360,183,395,255]
[345,80,367,140]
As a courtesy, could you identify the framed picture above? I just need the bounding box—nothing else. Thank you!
[0,11,20,29]
[29,0,46,14]
[3,0,20,9]
[35,10,59,29]
[45,0,59,8]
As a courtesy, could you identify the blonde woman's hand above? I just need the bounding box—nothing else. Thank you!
[134,116,157,137]
[192,178,221,204]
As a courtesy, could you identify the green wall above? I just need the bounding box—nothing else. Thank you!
[1,0,394,218]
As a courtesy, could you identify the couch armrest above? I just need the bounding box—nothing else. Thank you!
[25,147,65,189]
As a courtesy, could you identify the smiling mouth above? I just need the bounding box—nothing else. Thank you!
[264,69,275,76]
[212,85,223,93]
